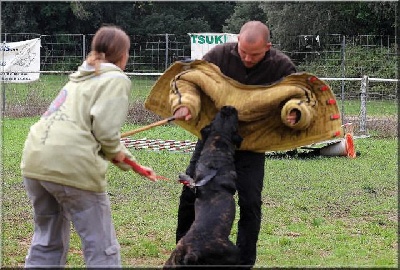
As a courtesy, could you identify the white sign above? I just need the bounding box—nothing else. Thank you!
[189,33,238,60]
[0,38,41,83]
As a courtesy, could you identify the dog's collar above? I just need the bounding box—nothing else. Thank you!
[195,167,217,187]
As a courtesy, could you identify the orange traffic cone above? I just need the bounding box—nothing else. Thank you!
[319,133,356,158]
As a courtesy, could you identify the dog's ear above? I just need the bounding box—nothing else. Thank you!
[200,124,211,141]
[233,134,243,149]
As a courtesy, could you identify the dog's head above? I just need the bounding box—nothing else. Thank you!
[200,106,242,149]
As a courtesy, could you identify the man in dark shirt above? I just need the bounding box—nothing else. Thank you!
[173,21,297,268]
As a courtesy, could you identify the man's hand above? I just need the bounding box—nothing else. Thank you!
[173,106,192,121]
[286,109,300,125]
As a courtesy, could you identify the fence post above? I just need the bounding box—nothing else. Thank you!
[1,40,6,114]
[359,75,368,135]
[340,35,346,120]
[82,34,86,60]
[165,33,169,70]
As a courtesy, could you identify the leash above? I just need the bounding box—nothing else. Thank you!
[118,115,198,183]
[116,157,170,181]
[117,157,200,187]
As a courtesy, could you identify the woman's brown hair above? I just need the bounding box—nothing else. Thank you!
[86,25,130,74]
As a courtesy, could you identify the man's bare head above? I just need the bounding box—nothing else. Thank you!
[237,21,272,68]
[239,21,271,44]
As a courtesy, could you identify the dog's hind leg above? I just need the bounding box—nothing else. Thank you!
[164,246,185,268]
[183,252,199,265]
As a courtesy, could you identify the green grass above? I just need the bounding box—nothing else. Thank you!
[4,74,157,104]
[3,74,398,116]
[1,116,397,268]
[339,99,397,116]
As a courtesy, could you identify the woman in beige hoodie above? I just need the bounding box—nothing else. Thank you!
[21,25,156,268]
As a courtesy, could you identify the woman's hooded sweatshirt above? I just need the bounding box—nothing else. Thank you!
[21,61,133,192]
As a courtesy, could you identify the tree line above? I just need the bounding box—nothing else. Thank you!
[2,1,397,38]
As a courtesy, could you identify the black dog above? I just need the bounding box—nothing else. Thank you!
[164,106,243,268]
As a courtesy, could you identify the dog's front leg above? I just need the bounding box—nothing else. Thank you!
[185,139,205,177]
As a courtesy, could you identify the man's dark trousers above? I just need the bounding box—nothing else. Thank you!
[175,142,265,267]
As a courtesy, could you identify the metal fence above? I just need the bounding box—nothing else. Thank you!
[1,33,398,136]
[1,33,397,75]
[1,33,191,72]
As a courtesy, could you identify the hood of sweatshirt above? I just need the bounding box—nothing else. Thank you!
[69,61,123,82]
